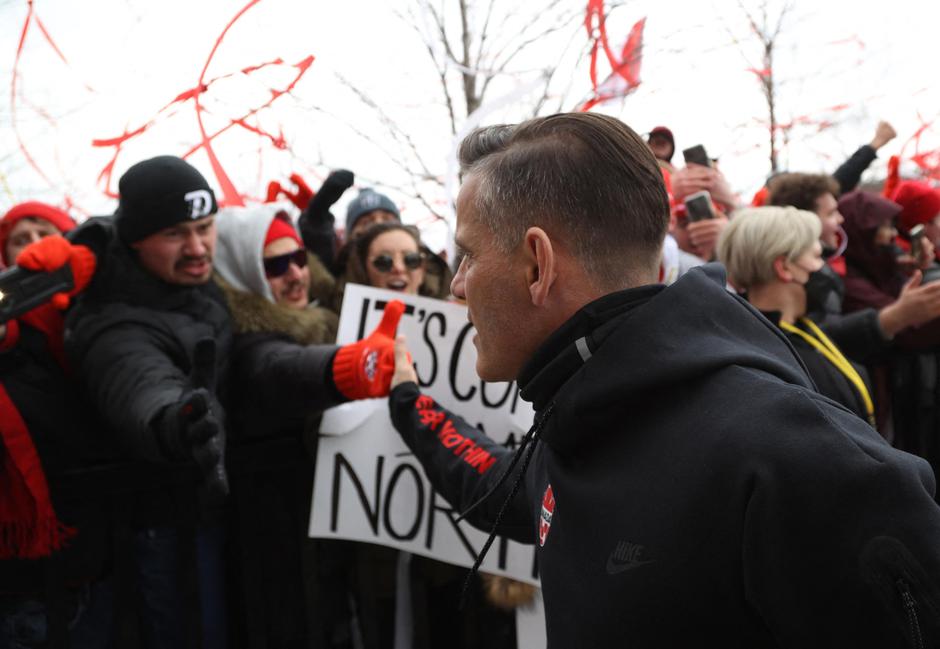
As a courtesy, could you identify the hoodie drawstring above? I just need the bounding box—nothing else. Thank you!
[457,402,555,608]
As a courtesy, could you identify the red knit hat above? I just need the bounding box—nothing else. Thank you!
[891,181,940,234]
[0,202,76,266]
[264,213,302,249]
[750,185,770,207]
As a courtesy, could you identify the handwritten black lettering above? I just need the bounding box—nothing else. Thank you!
[481,379,514,409]
[418,311,445,387]
[383,462,425,541]
[331,452,383,535]
[449,322,477,401]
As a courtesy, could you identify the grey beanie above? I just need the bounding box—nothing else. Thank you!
[345,189,400,235]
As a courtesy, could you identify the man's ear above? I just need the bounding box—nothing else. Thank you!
[772,255,791,283]
[523,227,557,306]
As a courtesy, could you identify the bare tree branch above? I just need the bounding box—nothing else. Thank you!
[333,74,440,183]
[393,4,459,134]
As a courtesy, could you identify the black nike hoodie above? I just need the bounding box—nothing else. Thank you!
[390,264,940,648]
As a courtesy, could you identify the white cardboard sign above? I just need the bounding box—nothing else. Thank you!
[309,284,540,586]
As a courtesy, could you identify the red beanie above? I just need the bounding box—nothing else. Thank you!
[891,181,940,234]
[0,202,76,266]
[264,214,302,249]
[750,186,770,207]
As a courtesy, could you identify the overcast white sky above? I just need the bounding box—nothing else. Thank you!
[1,0,938,250]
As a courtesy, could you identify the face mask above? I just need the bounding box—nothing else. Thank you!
[822,226,849,260]
[803,267,842,316]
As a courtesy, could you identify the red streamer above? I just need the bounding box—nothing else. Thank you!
[10,0,99,206]
[578,1,645,112]
[899,115,940,183]
[90,0,316,206]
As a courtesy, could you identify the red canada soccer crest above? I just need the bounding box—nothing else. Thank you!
[539,484,555,547]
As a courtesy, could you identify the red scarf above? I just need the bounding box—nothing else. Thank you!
[0,305,75,558]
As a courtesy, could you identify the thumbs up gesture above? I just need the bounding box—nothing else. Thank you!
[332,300,405,400]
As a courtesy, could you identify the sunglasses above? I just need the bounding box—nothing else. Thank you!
[263,249,307,278]
[370,252,425,273]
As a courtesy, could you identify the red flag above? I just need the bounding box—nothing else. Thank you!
[579,15,645,112]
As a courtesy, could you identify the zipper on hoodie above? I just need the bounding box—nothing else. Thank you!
[897,578,924,649]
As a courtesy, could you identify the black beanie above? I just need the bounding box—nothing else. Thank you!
[114,156,218,244]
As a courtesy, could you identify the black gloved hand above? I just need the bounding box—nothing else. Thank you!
[306,169,354,222]
[158,388,229,497]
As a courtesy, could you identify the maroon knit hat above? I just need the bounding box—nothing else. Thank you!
[648,126,675,162]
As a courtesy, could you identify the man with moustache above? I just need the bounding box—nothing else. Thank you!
[62,156,402,648]
[59,156,237,648]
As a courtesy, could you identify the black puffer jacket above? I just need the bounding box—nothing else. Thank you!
[217,276,343,439]
[64,221,232,462]
[390,265,940,648]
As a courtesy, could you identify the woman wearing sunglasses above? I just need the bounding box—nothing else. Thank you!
[350,223,428,296]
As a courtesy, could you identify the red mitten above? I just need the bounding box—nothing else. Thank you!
[287,173,315,210]
[332,300,406,399]
[265,180,284,203]
[16,236,97,310]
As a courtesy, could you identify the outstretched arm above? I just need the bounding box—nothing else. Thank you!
[388,337,536,543]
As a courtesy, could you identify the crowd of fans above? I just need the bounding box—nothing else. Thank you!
[1,113,940,648]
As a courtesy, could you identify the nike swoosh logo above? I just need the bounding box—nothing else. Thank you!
[606,556,655,575]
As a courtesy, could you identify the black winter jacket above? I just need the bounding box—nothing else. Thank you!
[833,143,878,194]
[220,279,343,439]
[390,265,940,648]
[761,310,875,427]
[65,225,232,461]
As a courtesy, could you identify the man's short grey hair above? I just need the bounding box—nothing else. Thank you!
[458,113,670,289]
[717,206,822,289]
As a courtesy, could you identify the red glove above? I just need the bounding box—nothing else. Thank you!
[332,300,406,399]
[287,173,315,210]
[265,180,284,203]
[15,235,97,310]
[264,174,315,209]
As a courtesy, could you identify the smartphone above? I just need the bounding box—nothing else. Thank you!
[682,144,712,168]
[0,264,74,324]
[684,190,715,222]
[910,224,925,259]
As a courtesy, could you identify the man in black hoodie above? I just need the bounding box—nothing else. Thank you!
[387,113,940,647]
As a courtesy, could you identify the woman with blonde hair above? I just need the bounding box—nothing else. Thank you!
[718,206,875,427]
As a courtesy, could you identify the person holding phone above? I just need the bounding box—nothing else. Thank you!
[671,144,739,213]
[670,190,728,265]
[891,180,940,267]
[668,143,737,267]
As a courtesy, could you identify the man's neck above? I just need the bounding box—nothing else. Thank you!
[517,284,664,410]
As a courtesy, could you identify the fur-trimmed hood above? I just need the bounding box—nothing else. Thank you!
[215,274,337,345]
